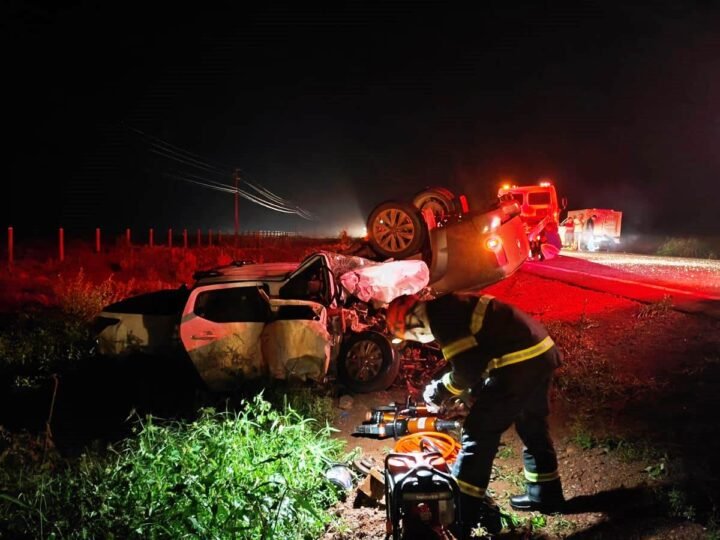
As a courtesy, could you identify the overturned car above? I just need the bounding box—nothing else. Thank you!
[365,187,529,293]
[95,191,529,393]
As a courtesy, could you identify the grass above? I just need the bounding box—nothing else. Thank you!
[0,311,94,387]
[0,394,347,539]
[656,237,718,259]
[568,419,596,450]
[550,515,578,534]
[636,295,673,319]
[707,509,720,540]
[496,444,514,459]
[492,511,548,538]
[548,321,652,404]
[492,465,525,490]
[666,488,697,521]
[568,418,667,469]
[268,384,336,426]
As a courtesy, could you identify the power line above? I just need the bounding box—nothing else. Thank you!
[148,146,229,177]
[129,126,231,173]
[130,125,316,219]
[166,172,311,217]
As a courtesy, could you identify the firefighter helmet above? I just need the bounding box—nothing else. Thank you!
[386,294,419,336]
[386,294,435,343]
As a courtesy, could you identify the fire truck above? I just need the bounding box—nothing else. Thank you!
[497,181,565,259]
[497,181,622,255]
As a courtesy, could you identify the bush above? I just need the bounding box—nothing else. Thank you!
[0,395,346,539]
[53,269,136,321]
[656,237,718,259]
[0,313,93,385]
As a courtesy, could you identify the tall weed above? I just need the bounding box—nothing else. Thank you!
[0,395,345,539]
[53,269,135,320]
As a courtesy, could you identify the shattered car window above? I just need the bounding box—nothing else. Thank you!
[194,287,271,323]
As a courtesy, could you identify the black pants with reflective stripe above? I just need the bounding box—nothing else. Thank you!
[451,348,560,494]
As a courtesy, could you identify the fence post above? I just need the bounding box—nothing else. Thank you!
[183,228,188,249]
[149,228,154,248]
[126,228,131,247]
[58,228,64,262]
[7,226,14,269]
[168,228,173,248]
[196,228,201,247]
[209,229,213,247]
[95,228,101,253]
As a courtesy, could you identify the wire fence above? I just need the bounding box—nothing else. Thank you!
[1,226,322,268]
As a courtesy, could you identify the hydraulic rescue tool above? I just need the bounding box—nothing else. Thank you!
[352,398,461,439]
[354,397,467,539]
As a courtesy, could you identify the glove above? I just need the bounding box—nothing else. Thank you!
[422,378,453,413]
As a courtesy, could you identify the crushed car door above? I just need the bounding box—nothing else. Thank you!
[180,283,271,392]
[262,299,331,382]
[278,253,336,306]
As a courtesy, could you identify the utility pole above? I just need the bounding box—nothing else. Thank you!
[233,169,240,247]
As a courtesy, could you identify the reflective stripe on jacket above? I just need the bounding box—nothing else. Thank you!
[426,294,557,391]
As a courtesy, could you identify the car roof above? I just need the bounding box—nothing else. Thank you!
[194,261,300,285]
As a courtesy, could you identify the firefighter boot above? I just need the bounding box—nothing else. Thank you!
[510,479,564,513]
[455,493,503,538]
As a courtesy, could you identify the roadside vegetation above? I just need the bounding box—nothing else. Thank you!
[655,236,718,259]
[0,396,347,539]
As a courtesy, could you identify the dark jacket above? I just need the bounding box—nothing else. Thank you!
[425,294,559,391]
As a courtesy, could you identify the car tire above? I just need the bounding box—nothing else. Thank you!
[337,331,400,393]
[367,200,427,259]
[412,187,457,222]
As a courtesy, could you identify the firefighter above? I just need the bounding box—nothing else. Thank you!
[387,293,564,536]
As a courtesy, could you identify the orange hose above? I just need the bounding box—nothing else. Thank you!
[394,431,461,464]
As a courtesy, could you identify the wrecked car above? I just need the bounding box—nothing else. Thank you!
[94,253,430,393]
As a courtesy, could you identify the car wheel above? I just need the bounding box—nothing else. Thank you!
[337,331,399,392]
[412,187,457,222]
[367,201,427,259]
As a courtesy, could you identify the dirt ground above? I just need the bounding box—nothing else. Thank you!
[324,270,720,539]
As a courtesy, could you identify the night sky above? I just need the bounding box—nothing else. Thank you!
[4,1,720,237]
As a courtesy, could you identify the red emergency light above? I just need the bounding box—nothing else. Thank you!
[485,236,502,252]
[459,194,470,214]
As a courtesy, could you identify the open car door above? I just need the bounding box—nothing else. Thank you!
[263,299,331,383]
[179,283,271,392]
[278,253,337,306]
